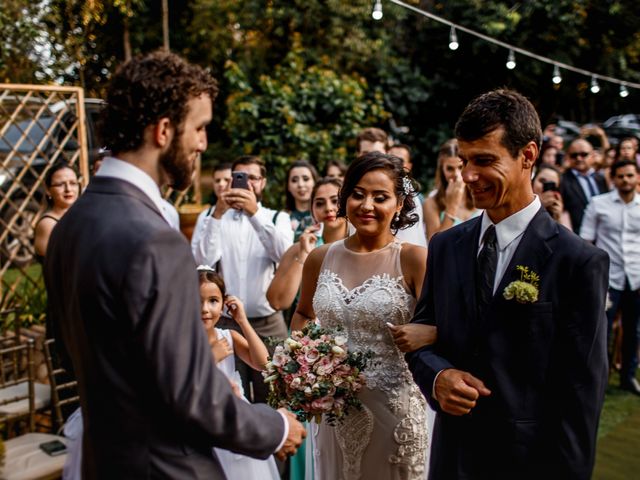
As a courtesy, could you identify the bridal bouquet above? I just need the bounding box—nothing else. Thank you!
[262,323,372,425]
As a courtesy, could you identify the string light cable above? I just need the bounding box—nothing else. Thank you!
[383,0,640,93]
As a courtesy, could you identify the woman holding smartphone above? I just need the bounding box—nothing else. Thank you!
[532,164,572,229]
[267,177,348,312]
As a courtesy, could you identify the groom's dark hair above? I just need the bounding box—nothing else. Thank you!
[455,89,542,158]
[100,50,218,156]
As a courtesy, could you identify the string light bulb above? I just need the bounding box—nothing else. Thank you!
[590,76,600,94]
[506,50,516,70]
[372,0,383,20]
[620,84,629,98]
[448,26,459,50]
[552,65,562,84]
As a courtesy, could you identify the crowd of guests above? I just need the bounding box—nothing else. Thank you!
[36,114,640,479]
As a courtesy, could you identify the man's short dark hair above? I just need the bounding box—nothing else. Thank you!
[389,144,411,159]
[356,127,388,151]
[100,51,218,155]
[232,155,266,178]
[611,159,639,177]
[213,162,232,174]
[455,89,542,158]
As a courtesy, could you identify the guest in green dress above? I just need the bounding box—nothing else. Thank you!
[286,160,319,241]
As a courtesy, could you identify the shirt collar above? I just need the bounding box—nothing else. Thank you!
[479,196,541,251]
[612,189,640,205]
[95,157,165,214]
[571,168,595,177]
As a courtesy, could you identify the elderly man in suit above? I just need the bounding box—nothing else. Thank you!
[560,138,609,233]
[44,51,305,479]
[407,89,608,480]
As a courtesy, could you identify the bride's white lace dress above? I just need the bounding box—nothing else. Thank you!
[310,239,433,480]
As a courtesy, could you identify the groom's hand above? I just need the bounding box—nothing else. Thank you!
[434,369,491,416]
[275,409,307,461]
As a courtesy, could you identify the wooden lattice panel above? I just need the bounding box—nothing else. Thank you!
[0,84,89,314]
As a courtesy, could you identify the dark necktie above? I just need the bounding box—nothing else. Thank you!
[582,173,598,198]
[476,225,498,311]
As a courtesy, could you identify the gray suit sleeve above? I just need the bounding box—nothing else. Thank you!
[123,230,284,458]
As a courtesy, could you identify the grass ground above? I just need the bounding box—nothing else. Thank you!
[593,371,640,479]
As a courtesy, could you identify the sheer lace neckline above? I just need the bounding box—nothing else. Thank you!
[339,238,399,255]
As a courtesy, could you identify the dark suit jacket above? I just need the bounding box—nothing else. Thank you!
[45,177,284,479]
[407,208,609,480]
[560,169,608,233]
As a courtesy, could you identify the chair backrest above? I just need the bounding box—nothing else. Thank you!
[0,338,35,433]
[0,308,22,349]
[42,338,79,432]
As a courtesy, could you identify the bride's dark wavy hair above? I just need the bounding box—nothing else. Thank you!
[337,151,418,233]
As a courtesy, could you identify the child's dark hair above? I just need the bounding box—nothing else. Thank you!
[198,269,226,297]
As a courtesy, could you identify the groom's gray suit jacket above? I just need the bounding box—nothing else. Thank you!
[407,208,609,480]
[45,176,284,479]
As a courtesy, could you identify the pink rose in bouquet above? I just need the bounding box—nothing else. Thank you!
[262,323,372,425]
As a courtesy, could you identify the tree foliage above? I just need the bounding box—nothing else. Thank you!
[224,41,388,204]
[3,0,640,193]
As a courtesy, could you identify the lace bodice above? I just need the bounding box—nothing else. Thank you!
[312,240,417,394]
[311,240,429,480]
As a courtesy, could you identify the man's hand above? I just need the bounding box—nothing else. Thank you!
[275,409,307,461]
[435,369,491,416]
[212,185,231,219]
[387,323,437,352]
[222,183,259,216]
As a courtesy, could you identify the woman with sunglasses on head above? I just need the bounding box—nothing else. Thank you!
[34,161,80,262]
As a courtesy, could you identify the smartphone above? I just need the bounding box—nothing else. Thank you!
[40,440,67,456]
[542,181,558,193]
[231,171,250,190]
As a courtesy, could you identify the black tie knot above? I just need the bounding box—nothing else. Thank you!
[477,225,498,312]
[482,225,497,248]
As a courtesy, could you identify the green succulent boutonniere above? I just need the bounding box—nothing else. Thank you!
[503,265,540,304]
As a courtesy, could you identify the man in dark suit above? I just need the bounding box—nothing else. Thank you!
[44,51,305,479]
[407,89,609,479]
[560,138,608,233]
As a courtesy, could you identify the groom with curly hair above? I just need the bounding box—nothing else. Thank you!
[44,51,304,479]
[407,89,608,480]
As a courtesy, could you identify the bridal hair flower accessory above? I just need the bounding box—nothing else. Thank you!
[196,264,215,273]
[402,176,414,196]
[503,265,539,304]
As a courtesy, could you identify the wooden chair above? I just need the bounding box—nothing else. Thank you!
[42,338,79,434]
[0,338,35,434]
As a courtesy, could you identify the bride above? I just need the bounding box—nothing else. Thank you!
[291,152,435,480]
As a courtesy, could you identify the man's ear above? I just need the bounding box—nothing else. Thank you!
[521,141,539,169]
[152,118,174,149]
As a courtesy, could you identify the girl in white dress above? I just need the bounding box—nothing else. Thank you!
[292,152,437,480]
[197,266,280,480]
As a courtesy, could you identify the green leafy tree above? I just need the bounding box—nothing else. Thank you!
[224,42,388,207]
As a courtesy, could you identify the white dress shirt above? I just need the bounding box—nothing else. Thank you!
[580,190,640,290]
[191,204,294,317]
[96,157,178,228]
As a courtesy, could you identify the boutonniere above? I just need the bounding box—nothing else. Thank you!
[503,265,539,304]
